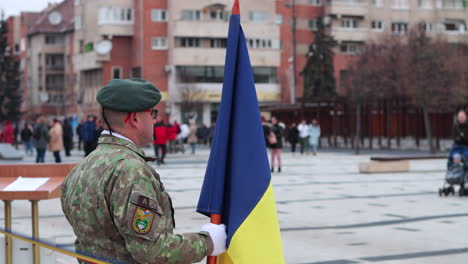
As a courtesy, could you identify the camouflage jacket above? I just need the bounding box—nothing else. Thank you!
[61,135,213,263]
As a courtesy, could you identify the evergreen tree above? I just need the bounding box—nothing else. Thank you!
[301,17,337,99]
[0,15,22,122]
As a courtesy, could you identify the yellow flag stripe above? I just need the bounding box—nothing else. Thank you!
[219,182,285,264]
[0,229,109,264]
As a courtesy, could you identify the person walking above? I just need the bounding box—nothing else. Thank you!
[1,120,15,144]
[33,116,49,163]
[76,120,84,151]
[63,117,74,157]
[298,119,309,154]
[449,109,468,168]
[20,123,34,156]
[49,119,64,163]
[82,115,97,157]
[269,116,284,173]
[153,117,169,165]
[287,122,299,154]
[167,121,178,153]
[61,79,226,263]
[187,120,198,154]
[177,122,189,153]
[308,119,321,155]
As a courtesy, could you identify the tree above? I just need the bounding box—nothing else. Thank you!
[402,26,468,153]
[301,17,337,99]
[0,15,22,122]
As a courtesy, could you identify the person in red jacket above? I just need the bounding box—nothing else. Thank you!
[153,117,169,165]
[2,120,15,144]
[167,121,179,153]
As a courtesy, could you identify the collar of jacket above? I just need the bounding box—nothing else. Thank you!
[98,135,157,162]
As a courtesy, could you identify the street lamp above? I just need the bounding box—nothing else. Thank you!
[284,0,297,105]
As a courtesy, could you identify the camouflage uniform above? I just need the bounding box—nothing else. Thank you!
[61,135,213,263]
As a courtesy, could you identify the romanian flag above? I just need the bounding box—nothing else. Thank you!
[196,0,284,263]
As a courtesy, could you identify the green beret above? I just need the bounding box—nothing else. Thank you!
[96,78,162,112]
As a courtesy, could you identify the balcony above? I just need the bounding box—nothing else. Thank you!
[331,27,369,42]
[75,51,110,71]
[98,24,134,37]
[46,64,65,72]
[326,0,368,18]
[172,48,280,66]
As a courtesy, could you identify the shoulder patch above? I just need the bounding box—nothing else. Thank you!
[133,195,159,212]
[132,206,155,234]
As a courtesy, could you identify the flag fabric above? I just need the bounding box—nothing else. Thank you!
[196,0,284,263]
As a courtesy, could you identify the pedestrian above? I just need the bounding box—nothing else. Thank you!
[33,116,49,163]
[298,119,309,154]
[197,124,209,145]
[287,122,299,154]
[76,119,84,150]
[448,109,468,168]
[82,115,97,157]
[167,121,178,153]
[308,119,321,155]
[1,120,15,144]
[62,117,74,157]
[208,121,216,146]
[61,79,226,263]
[20,123,34,156]
[49,119,64,163]
[178,122,190,153]
[269,116,284,173]
[153,117,168,165]
[187,120,198,154]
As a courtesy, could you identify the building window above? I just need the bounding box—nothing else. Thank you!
[371,0,384,7]
[247,38,274,49]
[248,11,267,23]
[151,9,167,22]
[177,66,277,83]
[112,67,122,79]
[152,37,168,50]
[418,0,433,8]
[179,37,200,48]
[75,16,82,30]
[210,39,227,48]
[371,20,384,31]
[392,22,408,34]
[341,18,358,28]
[392,0,409,9]
[308,19,318,31]
[98,7,134,25]
[275,14,283,25]
[45,35,65,45]
[181,10,201,21]
[421,22,434,32]
[209,10,229,21]
[308,0,322,5]
[444,21,466,32]
[441,0,464,8]
[340,42,359,54]
[46,54,65,70]
[74,0,80,6]
[131,67,141,78]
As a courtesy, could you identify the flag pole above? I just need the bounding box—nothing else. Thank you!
[207,214,222,264]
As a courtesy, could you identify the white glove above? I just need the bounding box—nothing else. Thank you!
[201,223,227,256]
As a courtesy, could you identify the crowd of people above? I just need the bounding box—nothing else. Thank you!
[262,116,322,173]
[0,115,103,163]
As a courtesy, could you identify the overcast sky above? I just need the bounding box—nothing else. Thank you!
[2,0,56,17]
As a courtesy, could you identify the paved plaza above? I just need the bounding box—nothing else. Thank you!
[1,146,468,264]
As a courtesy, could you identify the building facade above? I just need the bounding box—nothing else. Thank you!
[6,0,468,123]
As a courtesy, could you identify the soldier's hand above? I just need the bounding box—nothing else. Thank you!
[201,223,227,256]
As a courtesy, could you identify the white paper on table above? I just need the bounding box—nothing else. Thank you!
[3,177,50,191]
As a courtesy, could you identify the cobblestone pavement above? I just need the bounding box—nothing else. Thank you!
[1,145,467,264]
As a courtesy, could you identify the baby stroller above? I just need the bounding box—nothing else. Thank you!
[439,152,468,197]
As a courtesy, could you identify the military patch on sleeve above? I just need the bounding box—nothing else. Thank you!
[132,206,155,234]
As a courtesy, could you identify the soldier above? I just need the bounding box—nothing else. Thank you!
[61,79,226,263]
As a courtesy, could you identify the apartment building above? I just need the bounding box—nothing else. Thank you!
[6,0,468,121]
[277,0,468,100]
